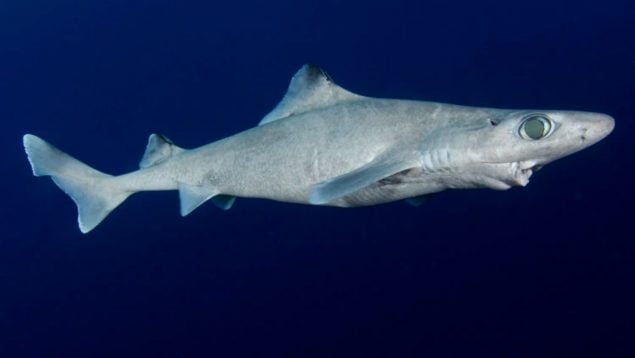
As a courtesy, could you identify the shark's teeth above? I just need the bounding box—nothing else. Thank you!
[512,161,536,186]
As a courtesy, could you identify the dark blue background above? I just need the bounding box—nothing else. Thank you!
[1,0,633,356]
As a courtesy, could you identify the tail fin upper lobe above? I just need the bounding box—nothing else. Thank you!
[23,134,130,233]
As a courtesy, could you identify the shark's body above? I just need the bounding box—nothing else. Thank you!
[23,65,614,233]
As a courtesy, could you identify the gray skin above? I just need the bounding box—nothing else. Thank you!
[120,66,614,207]
[23,64,615,233]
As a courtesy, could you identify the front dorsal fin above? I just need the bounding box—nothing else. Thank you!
[139,134,185,169]
[258,64,363,126]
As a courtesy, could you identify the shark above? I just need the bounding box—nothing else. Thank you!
[23,64,615,233]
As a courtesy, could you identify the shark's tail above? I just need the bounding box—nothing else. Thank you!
[23,134,131,233]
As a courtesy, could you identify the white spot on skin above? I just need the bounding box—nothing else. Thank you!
[431,104,442,119]
[311,148,320,181]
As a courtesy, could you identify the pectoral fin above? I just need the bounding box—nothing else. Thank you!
[309,154,420,205]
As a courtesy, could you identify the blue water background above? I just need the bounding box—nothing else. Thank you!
[1,0,634,356]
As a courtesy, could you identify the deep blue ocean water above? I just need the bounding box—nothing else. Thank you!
[1,0,634,356]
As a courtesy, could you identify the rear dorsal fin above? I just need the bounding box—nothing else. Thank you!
[139,134,185,169]
[258,64,363,126]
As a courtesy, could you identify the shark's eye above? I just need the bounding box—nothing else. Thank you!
[519,115,552,140]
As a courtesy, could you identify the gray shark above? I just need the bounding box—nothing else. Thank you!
[23,64,614,233]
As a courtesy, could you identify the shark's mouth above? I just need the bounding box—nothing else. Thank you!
[510,161,541,186]
[478,160,545,190]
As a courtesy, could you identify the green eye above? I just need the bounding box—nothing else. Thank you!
[519,115,552,140]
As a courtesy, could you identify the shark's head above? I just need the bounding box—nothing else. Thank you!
[457,109,614,189]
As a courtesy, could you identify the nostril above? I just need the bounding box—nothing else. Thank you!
[580,128,588,142]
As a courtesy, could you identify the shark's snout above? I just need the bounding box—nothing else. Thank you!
[578,113,614,145]
[597,113,615,138]
[588,114,615,141]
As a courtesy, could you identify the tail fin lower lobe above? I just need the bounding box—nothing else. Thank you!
[23,134,130,233]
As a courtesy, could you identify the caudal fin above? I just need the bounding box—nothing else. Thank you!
[23,134,131,233]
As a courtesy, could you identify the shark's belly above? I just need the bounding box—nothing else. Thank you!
[330,168,444,207]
